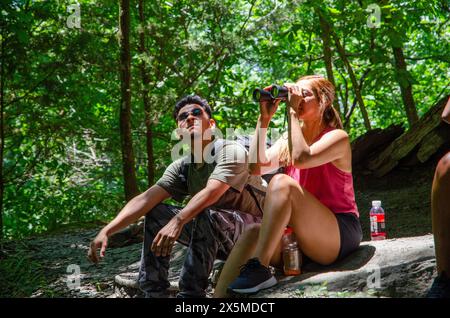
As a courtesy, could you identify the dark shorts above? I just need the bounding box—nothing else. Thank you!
[334,212,363,261]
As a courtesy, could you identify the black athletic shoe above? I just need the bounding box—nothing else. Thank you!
[228,258,277,295]
[427,272,450,298]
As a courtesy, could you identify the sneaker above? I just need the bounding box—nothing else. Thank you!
[176,291,207,298]
[427,272,450,298]
[227,258,277,295]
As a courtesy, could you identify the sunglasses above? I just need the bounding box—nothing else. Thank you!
[177,108,204,122]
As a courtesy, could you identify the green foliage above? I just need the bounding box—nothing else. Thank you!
[1,0,449,239]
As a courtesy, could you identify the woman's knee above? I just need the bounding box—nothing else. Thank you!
[267,174,298,196]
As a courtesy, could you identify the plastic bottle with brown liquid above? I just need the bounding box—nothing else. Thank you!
[282,227,302,276]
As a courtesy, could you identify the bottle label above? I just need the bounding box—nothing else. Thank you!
[370,214,386,236]
[283,248,300,274]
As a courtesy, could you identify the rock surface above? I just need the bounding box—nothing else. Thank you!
[26,228,436,298]
[256,234,436,298]
[113,234,436,298]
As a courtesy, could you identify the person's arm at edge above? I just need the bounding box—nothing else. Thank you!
[442,96,450,124]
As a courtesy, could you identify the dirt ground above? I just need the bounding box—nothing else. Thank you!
[353,149,447,241]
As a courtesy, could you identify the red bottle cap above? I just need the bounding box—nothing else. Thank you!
[284,226,293,235]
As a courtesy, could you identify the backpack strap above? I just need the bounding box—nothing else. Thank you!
[178,156,190,189]
[245,184,265,215]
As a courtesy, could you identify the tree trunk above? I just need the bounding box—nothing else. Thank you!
[145,110,155,187]
[0,27,5,240]
[392,46,419,127]
[333,35,371,130]
[318,12,341,117]
[119,0,139,201]
[138,0,155,187]
[316,10,372,131]
[344,68,371,129]
[332,38,371,130]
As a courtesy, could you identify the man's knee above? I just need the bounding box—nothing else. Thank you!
[436,153,450,182]
[144,206,157,229]
[145,203,172,221]
[143,203,175,235]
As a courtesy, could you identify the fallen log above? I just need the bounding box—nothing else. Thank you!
[367,95,450,177]
[416,124,450,163]
[351,124,404,168]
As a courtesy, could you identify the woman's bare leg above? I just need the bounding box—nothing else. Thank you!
[213,224,260,298]
[213,224,282,298]
[254,174,340,266]
[432,152,450,274]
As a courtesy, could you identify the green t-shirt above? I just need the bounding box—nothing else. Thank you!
[156,139,266,217]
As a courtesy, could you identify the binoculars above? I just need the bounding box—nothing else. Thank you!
[252,85,289,102]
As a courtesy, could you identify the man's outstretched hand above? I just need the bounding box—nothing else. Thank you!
[88,230,109,263]
[151,217,183,257]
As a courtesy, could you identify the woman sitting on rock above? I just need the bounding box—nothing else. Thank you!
[214,75,362,297]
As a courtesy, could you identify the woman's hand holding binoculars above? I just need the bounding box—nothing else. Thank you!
[259,86,281,122]
[284,84,304,117]
[253,83,304,119]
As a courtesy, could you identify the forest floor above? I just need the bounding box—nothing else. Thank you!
[354,148,443,241]
[0,150,444,298]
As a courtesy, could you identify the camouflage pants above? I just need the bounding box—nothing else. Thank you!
[138,203,261,298]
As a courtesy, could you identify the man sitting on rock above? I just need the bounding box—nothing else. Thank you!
[427,96,450,298]
[87,95,266,298]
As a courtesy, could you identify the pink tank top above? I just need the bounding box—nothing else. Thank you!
[285,127,359,217]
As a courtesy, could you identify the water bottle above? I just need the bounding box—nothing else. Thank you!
[370,200,386,240]
[282,227,302,275]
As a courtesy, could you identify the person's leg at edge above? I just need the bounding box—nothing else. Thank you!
[432,153,450,275]
[138,203,193,298]
[428,153,450,298]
